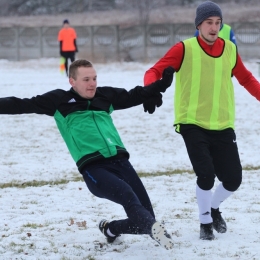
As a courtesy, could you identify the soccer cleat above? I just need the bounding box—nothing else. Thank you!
[211,208,227,233]
[200,223,215,240]
[99,219,118,243]
[151,222,174,250]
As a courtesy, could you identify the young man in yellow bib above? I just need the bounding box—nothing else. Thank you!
[194,23,236,45]
[143,1,260,240]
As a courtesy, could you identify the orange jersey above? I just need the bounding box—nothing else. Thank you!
[58,27,77,51]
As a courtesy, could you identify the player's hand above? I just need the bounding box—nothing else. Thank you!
[143,94,163,114]
[159,66,175,92]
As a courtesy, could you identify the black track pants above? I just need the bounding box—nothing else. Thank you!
[61,51,75,75]
[81,157,156,236]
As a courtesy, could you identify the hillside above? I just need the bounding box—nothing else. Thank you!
[0,3,260,28]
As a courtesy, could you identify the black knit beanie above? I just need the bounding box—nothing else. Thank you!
[195,1,222,29]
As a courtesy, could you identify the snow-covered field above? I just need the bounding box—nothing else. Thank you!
[0,58,259,259]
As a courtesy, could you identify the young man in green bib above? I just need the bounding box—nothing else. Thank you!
[0,59,174,250]
[143,1,260,240]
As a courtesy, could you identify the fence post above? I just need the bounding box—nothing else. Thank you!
[144,24,147,62]
[116,25,120,62]
[16,27,20,61]
[40,27,43,58]
[90,26,94,62]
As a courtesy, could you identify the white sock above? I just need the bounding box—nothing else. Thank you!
[211,183,233,209]
[107,228,116,237]
[196,184,213,224]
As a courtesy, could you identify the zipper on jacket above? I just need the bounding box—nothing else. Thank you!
[92,110,112,156]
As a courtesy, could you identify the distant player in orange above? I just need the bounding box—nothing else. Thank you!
[58,19,78,76]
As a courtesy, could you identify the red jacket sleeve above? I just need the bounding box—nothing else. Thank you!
[144,42,184,86]
[233,55,260,101]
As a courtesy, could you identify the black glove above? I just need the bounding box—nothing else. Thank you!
[160,66,175,92]
[143,93,163,114]
[145,66,175,95]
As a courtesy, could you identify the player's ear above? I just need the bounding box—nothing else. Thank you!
[69,77,75,87]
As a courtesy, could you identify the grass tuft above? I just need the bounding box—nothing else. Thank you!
[0,165,259,189]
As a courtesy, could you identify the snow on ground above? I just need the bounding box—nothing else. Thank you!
[0,58,259,259]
